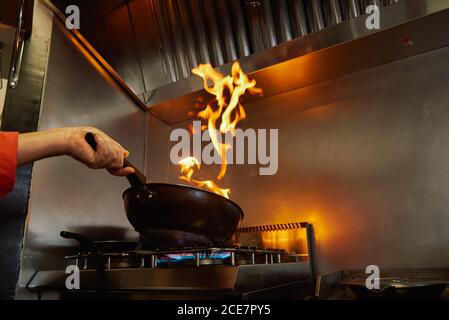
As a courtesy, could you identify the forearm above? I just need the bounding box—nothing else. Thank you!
[17,129,68,166]
[15,127,133,176]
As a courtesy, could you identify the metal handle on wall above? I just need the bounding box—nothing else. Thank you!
[8,0,26,89]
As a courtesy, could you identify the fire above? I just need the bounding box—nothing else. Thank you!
[178,62,262,199]
[179,157,230,199]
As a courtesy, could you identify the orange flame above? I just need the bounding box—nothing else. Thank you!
[178,157,230,199]
[178,62,262,199]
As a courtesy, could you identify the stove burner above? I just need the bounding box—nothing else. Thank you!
[65,246,297,270]
[31,223,314,300]
[139,229,215,249]
[158,251,232,266]
[61,223,310,270]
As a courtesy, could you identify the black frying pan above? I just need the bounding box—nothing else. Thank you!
[60,231,138,252]
[84,133,244,243]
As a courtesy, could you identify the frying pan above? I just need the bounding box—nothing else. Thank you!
[84,133,244,244]
[60,231,138,252]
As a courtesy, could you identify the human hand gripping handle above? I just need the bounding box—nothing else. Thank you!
[84,132,147,188]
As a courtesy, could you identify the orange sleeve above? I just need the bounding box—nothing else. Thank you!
[0,132,19,197]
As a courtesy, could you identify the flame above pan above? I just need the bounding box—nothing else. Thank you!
[178,62,262,199]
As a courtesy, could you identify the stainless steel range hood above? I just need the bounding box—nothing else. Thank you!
[42,0,449,125]
[146,0,449,124]
[149,0,397,83]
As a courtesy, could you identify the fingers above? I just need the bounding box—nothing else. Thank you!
[68,127,133,176]
[93,134,128,171]
[110,147,124,171]
[90,134,112,169]
[108,167,136,177]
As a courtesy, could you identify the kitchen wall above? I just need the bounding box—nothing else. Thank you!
[16,17,146,298]
[15,0,449,297]
[147,44,449,275]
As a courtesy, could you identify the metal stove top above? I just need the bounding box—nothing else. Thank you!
[66,246,304,269]
[27,222,315,300]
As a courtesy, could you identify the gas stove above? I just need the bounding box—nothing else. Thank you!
[27,222,315,300]
[67,246,301,269]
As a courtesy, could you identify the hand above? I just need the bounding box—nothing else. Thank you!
[64,127,135,176]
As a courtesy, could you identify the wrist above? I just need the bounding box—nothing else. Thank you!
[63,127,96,158]
[46,128,75,157]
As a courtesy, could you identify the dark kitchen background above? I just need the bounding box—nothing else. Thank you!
[2,0,449,299]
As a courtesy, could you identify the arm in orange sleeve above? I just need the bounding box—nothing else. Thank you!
[0,128,134,198]
[0,132,19,197]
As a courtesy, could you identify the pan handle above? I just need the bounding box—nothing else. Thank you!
[84,132,147,188]
[60,231,95,248]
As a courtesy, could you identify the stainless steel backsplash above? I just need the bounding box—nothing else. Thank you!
[146,43,449,274]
